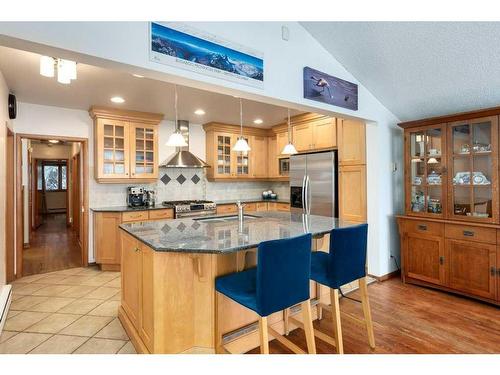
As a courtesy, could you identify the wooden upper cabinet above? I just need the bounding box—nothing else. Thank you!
[268,135,278,178]
[90,107,163,183]
[405,124,447,219]
[251,135,268,178]
[130,123,158,180]
[338,118,366,165]
[293,123,314,152]
[313,117,337,149]
[95,118,130,180]
[447,116,498,223]
[276,131,288,156]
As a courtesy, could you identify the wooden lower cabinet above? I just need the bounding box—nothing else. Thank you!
[139,244,154,352]
[398,217,500,305]
[404,232,446,286]
[217,201,290,214]
[446,239,497,300]
[94,209,174,270]
[121,233,141,329]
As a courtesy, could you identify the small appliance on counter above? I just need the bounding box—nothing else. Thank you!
[127,187,146,207]
[262,190,278,200]
[145,190,156,207]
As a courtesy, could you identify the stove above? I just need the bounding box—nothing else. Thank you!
[162,200,217,218]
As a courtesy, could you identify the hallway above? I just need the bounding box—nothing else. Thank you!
[23,214,81,276]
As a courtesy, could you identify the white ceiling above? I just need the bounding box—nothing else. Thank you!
[0,46,301,128]
[302,22,500,122]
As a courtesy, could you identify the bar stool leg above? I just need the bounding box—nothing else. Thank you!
[283,308,290,336]
[330,288,344,354]
[300,300,317,354]
[359,277,376,349]
[259,316,269,354]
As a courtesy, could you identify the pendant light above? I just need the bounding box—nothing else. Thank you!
[166,85,188,147]
[281,108,298,155]
[232,98,251,152]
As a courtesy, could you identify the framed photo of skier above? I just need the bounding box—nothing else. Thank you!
[303,66,358,111]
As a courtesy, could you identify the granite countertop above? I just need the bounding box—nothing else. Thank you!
[91,204,174,212]
[215,198,290,205]
[119,211,359,254]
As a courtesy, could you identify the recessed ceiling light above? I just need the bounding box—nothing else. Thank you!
[132,74,144,78]
[110,96,125,104]
[194,109,206,115]
[253,118,263,125]
[48,139,59,144]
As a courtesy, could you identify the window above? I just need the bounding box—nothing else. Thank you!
[37,161,67,191]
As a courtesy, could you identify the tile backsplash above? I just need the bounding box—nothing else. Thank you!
[89,167,289,208]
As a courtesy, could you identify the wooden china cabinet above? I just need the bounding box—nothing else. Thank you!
[398,108,500,306]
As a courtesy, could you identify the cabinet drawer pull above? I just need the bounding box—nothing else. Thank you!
[417,224,427,231]
[134,247,140,253]
[439,256,444,265]
[463,230,474,237]
[491,267,496,277]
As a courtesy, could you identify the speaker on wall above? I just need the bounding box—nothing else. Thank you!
[8,93,16,119]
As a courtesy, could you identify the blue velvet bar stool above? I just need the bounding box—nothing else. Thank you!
[215,234,316,354]
[305,224,375,354]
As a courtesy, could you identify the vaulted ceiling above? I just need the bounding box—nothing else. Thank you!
[302,22,500,122]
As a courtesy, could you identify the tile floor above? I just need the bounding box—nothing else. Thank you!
[0,266,136,354]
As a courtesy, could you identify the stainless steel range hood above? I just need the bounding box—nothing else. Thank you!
[159,120,209,168]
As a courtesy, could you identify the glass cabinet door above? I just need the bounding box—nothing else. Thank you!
[235,136,250,177]
[99,119,130,179]
[215,133,233,177]
[130,123,158,179]
[407,125,446,216]
[449,117,498,221]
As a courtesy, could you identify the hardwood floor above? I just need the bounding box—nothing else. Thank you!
[23,214,82,277]
[248,278,500,354]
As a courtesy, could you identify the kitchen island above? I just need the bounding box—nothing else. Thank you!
[118,211,357,354]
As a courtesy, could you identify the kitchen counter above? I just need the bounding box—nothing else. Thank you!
[214,198,290,205]
[119,211,355,254]
[91,204,174,212]
[118,211,355,354]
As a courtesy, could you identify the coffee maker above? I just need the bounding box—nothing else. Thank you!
[127,187,146,207]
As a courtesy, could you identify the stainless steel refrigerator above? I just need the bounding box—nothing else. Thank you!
[289,151,338,217]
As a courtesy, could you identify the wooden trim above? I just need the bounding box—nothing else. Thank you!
[203,122,272,136]
[397,214,500,229]
[89,106,163,125]
[15,134,90,277]
[6,127,15,282]
[368,269,401,282]
[399,105,500,129]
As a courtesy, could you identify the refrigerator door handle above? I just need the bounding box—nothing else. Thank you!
[305,175,311,215]
[301,174,307,213]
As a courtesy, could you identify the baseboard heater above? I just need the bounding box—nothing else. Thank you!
[0,285,13,334]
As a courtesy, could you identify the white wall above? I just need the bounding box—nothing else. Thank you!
[0,22,404,277]
[0,70,9,285]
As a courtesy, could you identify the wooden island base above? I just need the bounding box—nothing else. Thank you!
[119,231,335,354]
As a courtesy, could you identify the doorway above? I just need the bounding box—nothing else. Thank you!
[15,134,89,278]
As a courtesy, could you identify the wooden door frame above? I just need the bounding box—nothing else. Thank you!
[15,133,89,278]
[71,151,81,243]
[6,127,15,282]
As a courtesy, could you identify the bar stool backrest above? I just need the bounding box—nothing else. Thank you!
[256,233,312,317]
[328,224,368,288]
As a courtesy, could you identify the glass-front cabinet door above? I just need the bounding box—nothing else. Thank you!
[406,124,447,217]
[234,136,251,177]
[448,117,498,222]
[130,123,158,179]
[97,119,130,179]
[214,133,233,178]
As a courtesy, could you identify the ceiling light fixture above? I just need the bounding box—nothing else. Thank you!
[194,109,206,116]
[166,85,188,147]
[232,98,251,153]
[281,108,298,155]
[110,96,125,104]
[132,74,144,78]
[48,139,60,144]
[253,118,263,125]
[40,56,77,84]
